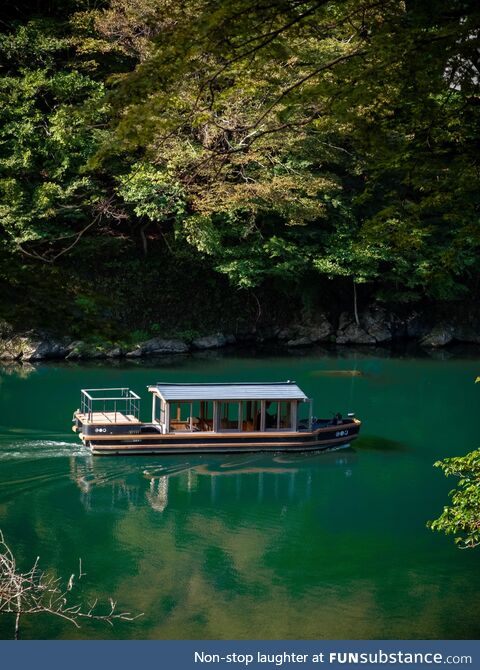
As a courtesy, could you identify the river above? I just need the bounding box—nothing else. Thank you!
[0,346,479,639]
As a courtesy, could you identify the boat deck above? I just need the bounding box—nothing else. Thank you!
[76,412,140,424]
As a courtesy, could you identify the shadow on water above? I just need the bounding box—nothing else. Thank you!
[354,434,408,452]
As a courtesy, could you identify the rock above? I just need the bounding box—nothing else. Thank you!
[420,323,455,348]
[337,308,394,344]
[192,333,227,350]
[336,323,376,345]
[338,312,353,331]
[278,316,334,347]
[65,341,107,360]
[405,312,430,339]
[224,334,237,345]
[452,323,480,344]
[277,327,295,341]
[106,347,124,358]
[65,341,85,359]
[361,307,393,343]
[22,337,69,361]
[255,325,281,342]
[300,318,334,343]
[0,336,23,360]
[0,333,68,360]
[126,338,189,357]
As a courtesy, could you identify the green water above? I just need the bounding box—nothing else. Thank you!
[1,348,480,640]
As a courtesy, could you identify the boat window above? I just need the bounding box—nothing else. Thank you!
[264,401,293,431]
[264,401,277,429]
[218,401,241,431]
[296,400,311,429]
[278,401,292,429]
[198,401,214,431]
[238,400,254,431]
[169,401,194,431]
[169,402,187,431]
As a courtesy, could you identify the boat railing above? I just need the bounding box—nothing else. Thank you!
[80,388,141,422]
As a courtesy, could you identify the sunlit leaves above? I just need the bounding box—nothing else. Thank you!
[95,0,480,296]
[1,0,479,305]
[0,19,110,249]
[117,163,186,221]
[429,449,480,550]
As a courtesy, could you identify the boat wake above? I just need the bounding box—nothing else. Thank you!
[0,439,88,461]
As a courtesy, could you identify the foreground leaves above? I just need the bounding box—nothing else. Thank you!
[428,450,480,549]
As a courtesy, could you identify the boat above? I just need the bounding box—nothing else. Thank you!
[72,381,361,455]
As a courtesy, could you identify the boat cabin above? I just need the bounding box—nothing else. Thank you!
[147,382,313,434]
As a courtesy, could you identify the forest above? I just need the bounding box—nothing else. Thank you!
[0,0,479,343]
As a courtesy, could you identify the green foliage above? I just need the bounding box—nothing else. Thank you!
[117,163,186,222]
[428,449,480,549]
[1,0,480,335]
[98,0,480,300]
[0,18,111,256]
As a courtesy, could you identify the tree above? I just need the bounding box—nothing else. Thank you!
[428,450,480,549]
[97,0,480,302]
[0,529,141,639]
[0,17,108,263]
[1,0,480,336]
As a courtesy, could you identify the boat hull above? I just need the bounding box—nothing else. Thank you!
[75,418,361,456]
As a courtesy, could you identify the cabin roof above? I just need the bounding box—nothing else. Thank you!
[148,381,308,401]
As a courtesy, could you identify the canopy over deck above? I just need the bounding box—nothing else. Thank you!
[148,381,309,402]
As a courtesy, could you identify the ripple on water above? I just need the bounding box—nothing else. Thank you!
[0,439,88,461]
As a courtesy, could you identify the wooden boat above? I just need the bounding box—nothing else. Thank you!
[72,382,361,456]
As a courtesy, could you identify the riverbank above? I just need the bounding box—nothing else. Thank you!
[1,304,479,362]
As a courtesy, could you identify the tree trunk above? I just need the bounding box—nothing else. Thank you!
[353,279,360,326]
[140,223,149,256]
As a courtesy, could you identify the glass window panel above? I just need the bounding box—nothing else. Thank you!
[199,401,213,431]
[219,401,240,430]
[278,401,292,429]
[169,402,192,431]
[265,401,278,430]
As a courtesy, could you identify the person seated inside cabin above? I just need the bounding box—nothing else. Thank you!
[334,412,343,425]
[266,412,277,428]
[254,402,278,430]
[265,402,277,429]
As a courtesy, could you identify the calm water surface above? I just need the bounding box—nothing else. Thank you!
[0,347,480,639]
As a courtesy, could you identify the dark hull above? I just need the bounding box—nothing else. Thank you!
[75,418,361,456]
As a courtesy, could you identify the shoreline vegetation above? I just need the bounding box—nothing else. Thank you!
[1,305,480,362]
[1,1,479,354]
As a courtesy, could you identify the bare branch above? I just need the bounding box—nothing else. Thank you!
[0,529,142,639]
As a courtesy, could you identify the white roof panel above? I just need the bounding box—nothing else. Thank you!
[149,382,308,401]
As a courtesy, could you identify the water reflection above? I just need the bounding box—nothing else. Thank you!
[69,451,357,514]
[0,360,38,378]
